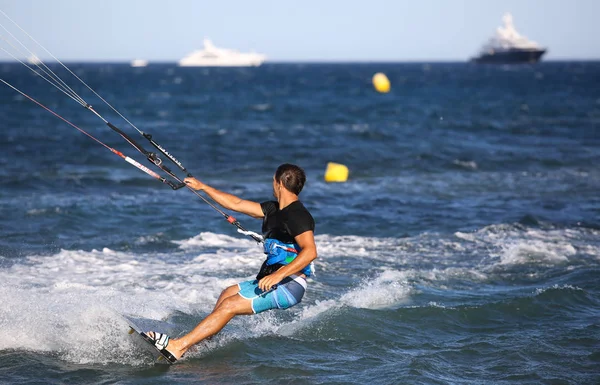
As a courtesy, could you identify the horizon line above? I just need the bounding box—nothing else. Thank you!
[2,58,600,65]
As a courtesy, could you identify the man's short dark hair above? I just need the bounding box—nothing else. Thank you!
[275,164,306,195]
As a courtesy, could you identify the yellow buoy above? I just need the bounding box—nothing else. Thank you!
[324,162,349,183]
[372,72,390,93]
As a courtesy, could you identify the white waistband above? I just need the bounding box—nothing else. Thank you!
[289,274,307,290]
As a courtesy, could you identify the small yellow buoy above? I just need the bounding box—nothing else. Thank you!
[372,72,390,93]
[324,162,349,183]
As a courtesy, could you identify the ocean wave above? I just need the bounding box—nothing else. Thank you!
[0,220,598,365]
[173,231,259,250]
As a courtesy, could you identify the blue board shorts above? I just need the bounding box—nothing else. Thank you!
[238,274,307,314]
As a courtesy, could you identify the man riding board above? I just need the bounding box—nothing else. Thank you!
[144,163,317,363]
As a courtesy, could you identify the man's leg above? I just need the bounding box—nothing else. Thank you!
[213,284,240,311]
[166,292,254,359]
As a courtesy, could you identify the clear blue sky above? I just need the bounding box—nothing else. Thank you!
[0,0,598,62]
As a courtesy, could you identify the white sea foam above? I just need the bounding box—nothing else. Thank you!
[26,207,62,216]
[0,245,254,364]
[248,269,415,341]
[0,224,597,365]
[453,159,478,170]
[134,233,165,245]
[0,233,416,364]
[534,284,583,295]
[497,240,575,265]
[339,269,413,309]
[459,225,599,265]
[174,231,259,250]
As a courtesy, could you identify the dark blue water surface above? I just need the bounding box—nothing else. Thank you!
[0,62,599,384]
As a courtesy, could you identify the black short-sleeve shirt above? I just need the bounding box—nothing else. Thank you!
[260,200,315,244]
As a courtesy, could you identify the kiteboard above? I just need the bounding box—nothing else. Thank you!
[124,315,176,365]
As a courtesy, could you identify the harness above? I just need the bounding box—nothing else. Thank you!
[263,238,313,277]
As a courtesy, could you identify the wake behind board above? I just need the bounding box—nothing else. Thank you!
[125,316,176,365]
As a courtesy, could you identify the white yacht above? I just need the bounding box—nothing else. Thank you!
[130,59,148,67]
[471,13,547,64]
[178,38,266,67]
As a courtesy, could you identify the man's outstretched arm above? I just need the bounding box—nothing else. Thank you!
[184,177,264,218]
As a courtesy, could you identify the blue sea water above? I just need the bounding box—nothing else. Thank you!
[0,61,599,384]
